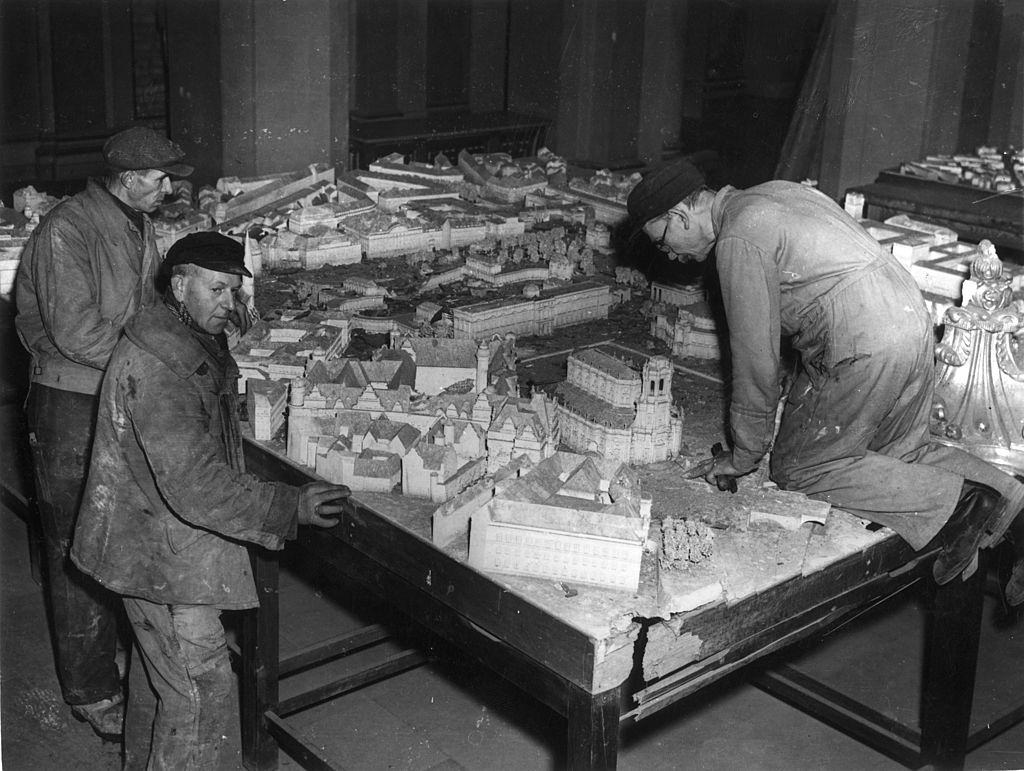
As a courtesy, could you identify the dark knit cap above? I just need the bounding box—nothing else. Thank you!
[161,232,251,280]
[626,158,706,230]
[103,126,193,177]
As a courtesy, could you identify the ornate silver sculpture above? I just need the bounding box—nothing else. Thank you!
[931,240,1024,471]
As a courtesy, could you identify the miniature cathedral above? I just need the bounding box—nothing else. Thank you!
[554,346,683,465]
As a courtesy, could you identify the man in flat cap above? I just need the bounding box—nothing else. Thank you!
[15,125,194,738]
[628,160,1024,593]
[71,232,350,768]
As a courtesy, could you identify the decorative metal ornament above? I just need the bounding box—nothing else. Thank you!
[931,240,1024,472]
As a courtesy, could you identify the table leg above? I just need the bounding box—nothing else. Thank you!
[919,552,987,770]
[566,685,620,770]
[241,547,281,771]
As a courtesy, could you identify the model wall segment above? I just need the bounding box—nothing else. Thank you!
[467,452,652,592]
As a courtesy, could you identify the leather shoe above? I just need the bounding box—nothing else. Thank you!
[71,694,124,740]
[1006,557,1024,607]
[932,481,1006,585]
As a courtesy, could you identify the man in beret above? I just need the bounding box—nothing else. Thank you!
[627,160,1024,592]
[71,232,350,768]
[15,125,193,738]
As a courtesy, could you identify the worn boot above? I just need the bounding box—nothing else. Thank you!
[71,693,124,740]
[1003,511,1024,607]
[932,480,1006,585]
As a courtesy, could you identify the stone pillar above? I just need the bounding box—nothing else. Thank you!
[218,0,351,177]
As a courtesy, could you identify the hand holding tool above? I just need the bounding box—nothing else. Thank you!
[683,442,738,493]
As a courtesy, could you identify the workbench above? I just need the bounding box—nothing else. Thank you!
[348,110,550,170]
[847,170,1024,261]
[238,436,1021,771]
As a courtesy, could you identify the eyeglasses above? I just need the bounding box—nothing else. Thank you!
[653,213,677,252]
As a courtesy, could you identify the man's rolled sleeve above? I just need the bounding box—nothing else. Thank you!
[716,236,783,473]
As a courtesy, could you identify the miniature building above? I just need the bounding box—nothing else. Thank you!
[651,281,704,307]
[458,150,550,204]
[565,168,642,226]
[285,369,556,501]
[152,207,214,256]
[467,451,652,591]
[451,281,611,340]
[246,379,289,441]
[368,153,465,186]
[200,163,336,224]
[650,302,721,360]
[554,346,683,465]
[233,317,350,391]
[397,337,486,395]
[260,228,362,269]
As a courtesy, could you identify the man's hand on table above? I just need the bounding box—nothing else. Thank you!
[297,481,351,528]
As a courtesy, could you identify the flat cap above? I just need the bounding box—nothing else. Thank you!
[103,126,193,177]
[162,232,251,280]
[626,158,706,230]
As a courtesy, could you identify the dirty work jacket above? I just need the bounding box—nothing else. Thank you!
[72,302,300,609]
[710,181,904,472]
[708,181,1024,548]
[15,180,160,395]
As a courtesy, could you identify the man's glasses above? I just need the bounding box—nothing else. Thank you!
[653,213,676,252]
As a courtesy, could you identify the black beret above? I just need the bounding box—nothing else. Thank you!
[162,232,251,279]
[103,126,193,177]
[626,158,706,231]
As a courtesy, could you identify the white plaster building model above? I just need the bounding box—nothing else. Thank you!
[152,207,214,256]
[233,317,351,390]
[396,336,487,395]
[0,209,30,300]
[285,375,557,501]
[467,451,652,591]
[337,209,436,258]
[246,379,289,441]
[566,168,642,226]
[259,228,362,270]
[650,301,721,361]
[458,150,550,204]
[343,168,462,213]
[650,281,705,307]
[368,152,465,186]
[554,346,683,465]
[451,281,611,340]
[201,163,336,224]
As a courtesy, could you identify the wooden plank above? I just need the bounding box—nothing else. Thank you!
[278,624,391,677]
[264,711,343,771]
[754,666,922,767]
[277,650,427,716]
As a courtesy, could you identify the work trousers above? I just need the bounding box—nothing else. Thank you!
[771,263,1023,549]
[25,383,122,706]
[123,599,233,770]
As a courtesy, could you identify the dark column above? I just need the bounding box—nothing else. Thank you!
[219,0,351,177]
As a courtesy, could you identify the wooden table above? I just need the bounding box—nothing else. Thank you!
[238,437,1024,771]
[847,170,1023,260]
[349,110,550,170]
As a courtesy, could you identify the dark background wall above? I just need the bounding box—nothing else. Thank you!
[2,0,1022,200]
